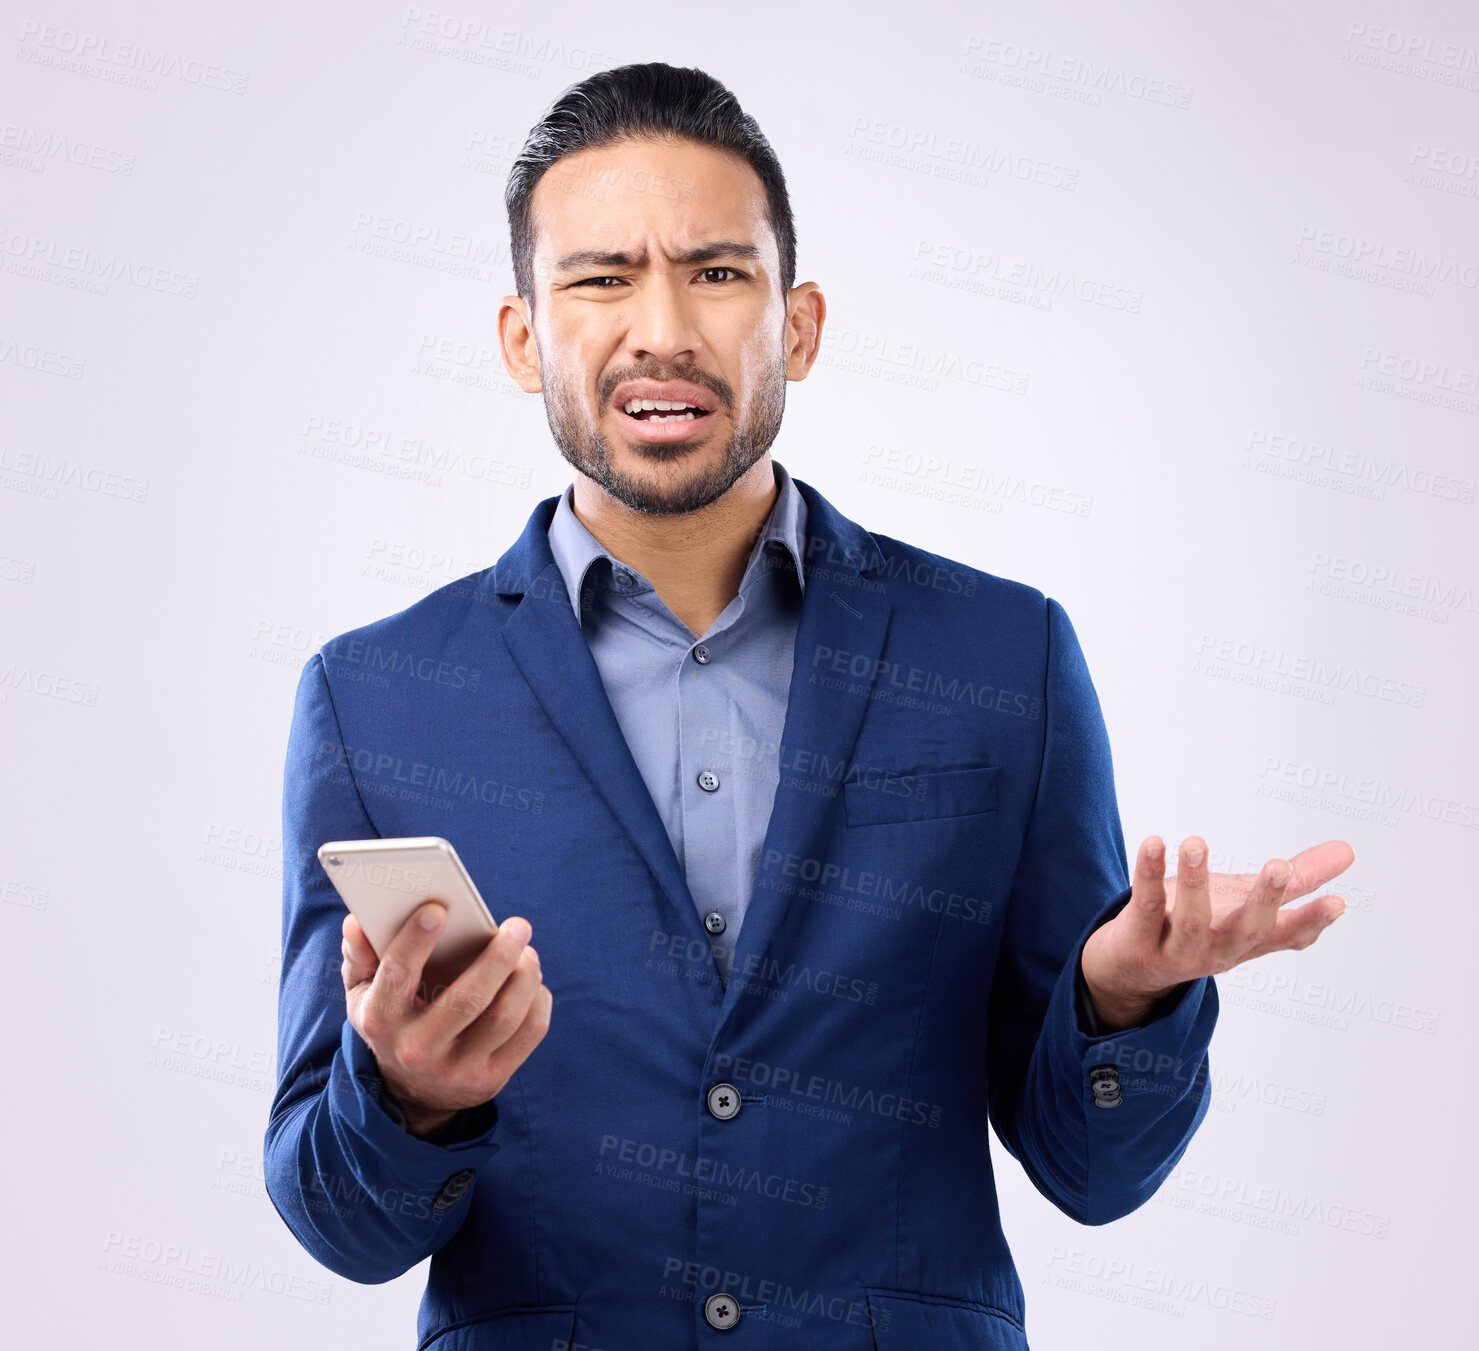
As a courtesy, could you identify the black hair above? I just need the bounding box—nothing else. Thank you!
[504,62,795,314]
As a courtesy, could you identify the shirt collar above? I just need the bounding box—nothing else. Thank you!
[546,458,809,621]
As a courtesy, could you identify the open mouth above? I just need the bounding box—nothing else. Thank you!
[619,398,715,425]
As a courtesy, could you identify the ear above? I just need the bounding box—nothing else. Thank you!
[498,294,543,393]
[783,282,826,382]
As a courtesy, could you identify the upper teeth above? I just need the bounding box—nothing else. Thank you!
[624,398,702,414]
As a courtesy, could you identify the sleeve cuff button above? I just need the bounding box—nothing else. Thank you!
[1089,1065,1123,1108]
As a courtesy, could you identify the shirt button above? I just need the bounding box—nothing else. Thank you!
[703,1292,742,1329]
[697,769,720,792]
[692,643,712,664]
[613,568,634,589]
[706,1082,742,1120]
[704,910,726,934]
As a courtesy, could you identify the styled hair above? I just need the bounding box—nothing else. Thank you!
[504,62,796,313]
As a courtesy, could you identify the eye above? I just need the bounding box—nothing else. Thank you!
[568,267,744,290]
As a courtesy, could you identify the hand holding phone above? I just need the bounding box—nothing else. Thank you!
[319,836,498,995]
[322,837,553,1136]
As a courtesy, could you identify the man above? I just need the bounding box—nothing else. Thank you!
[266,62,1353,1349]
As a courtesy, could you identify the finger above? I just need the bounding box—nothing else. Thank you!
[1279,840,1356,902]
[1220,857,1292,961]
[1164,836,1210,965]
[422,915,533,1040]
[462,947,546,1062]
[341,913,379,989]
[363,900,448,1024]
[1123,836,1171,945]
[481,983,553,1094]
[1229,894,1347,963]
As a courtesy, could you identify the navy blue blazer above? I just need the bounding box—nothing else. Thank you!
[266,472,1217,1350]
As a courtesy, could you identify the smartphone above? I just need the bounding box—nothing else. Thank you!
[317,836,499,997]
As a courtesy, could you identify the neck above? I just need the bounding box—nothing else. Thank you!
[569,455,780,639]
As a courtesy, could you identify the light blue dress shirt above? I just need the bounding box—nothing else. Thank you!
[545,459,809,986]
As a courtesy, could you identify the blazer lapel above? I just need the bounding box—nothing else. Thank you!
[493,500,707,955]
[713,476,892,1032]
[487,476,894,1030]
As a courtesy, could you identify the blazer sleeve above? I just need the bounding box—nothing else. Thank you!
[985,596,1218,1226]
[263,652,502,1284]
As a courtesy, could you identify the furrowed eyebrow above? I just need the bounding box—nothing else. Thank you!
[551,241,763,273]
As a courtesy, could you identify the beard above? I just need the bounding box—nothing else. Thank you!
[538,352,787,516]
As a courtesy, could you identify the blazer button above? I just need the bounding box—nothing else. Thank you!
[1089,1065,1122,1109]
[706,1082,742,1120]
[703,1292,742,1329]
[432,1168,476,1209]
[704,911,726,934]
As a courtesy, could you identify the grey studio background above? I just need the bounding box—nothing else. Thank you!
[2,1,1474,1346]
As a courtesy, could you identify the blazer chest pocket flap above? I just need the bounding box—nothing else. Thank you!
[844,765,999,827]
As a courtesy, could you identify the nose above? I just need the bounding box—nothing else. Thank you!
[622,272,702,367]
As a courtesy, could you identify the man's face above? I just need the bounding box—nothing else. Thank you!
[518,136,793,516]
